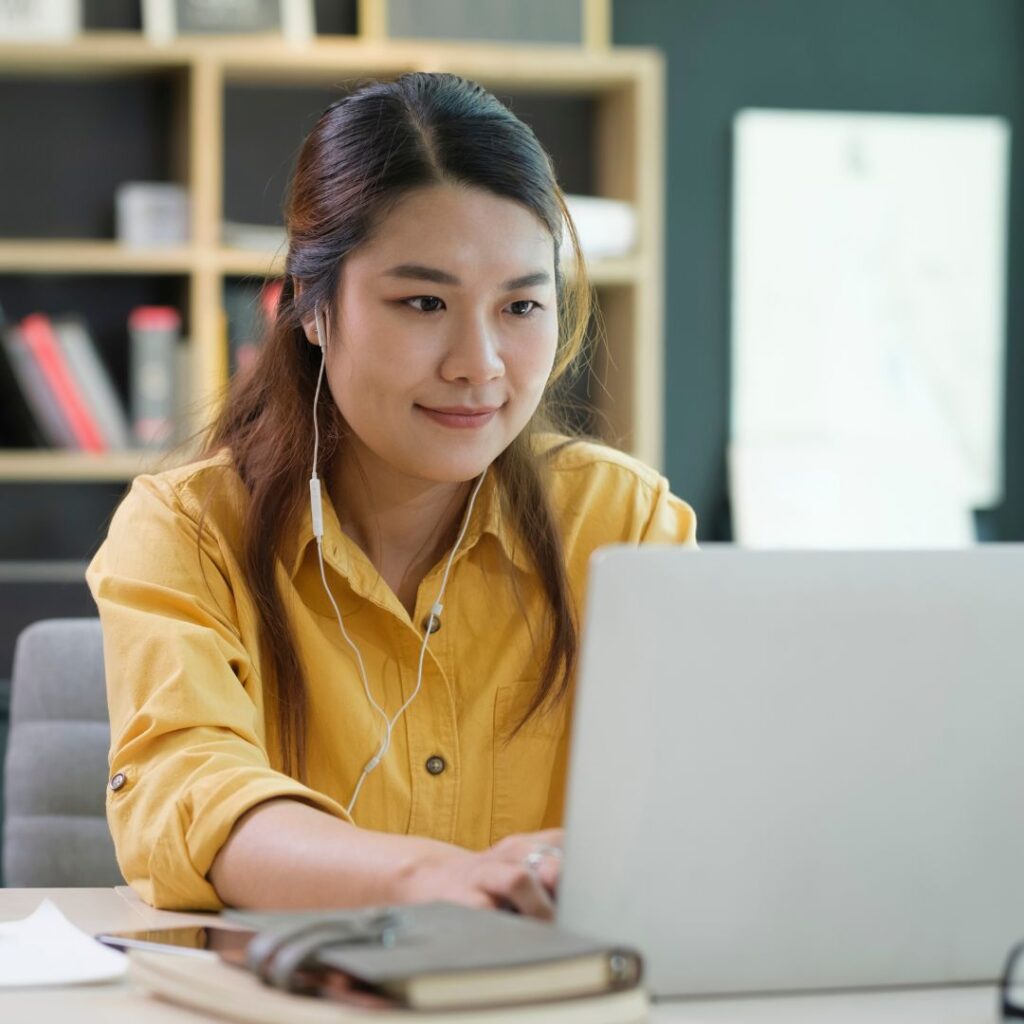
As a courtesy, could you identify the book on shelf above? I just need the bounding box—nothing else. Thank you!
[53,314,133,451]
[19,312,106,452]
[128,305,182,449]
[127,901,647,1023]
[0,305,186,454]
[0,322,76,449]
[225,279,282,376]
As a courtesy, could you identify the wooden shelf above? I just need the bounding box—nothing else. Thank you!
[0,33,192,73]
[0,21,664,473]
[218,247,286,278]
[0,240,196,275]
[0,33,648,88]
[0,450,176,482]
[0,241,643,285]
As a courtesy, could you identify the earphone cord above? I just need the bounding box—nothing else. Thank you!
[310,314,391,812]
[309,303,487,819]
[340,468,485,817]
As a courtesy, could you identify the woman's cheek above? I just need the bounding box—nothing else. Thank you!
[511,320,556,370]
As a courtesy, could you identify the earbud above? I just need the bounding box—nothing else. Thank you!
[314,301,326,350]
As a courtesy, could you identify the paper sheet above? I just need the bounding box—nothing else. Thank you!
[0,898,127,987]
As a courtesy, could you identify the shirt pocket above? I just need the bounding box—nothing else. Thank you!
[490,681,568,845]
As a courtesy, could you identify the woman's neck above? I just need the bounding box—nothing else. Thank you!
[328,442,473,617]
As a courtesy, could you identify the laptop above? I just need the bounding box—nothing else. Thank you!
[557,545,1024,997]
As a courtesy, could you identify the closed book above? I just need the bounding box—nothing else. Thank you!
[19,312,106,451]
[1,324,78,448]
[127,947,648,1024]
[128,305,181,448]
[53,314,132,450]
[226,902,644,1012]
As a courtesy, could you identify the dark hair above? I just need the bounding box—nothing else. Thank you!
[200,72,593,780]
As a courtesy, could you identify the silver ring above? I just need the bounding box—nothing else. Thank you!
[523,843,564,872]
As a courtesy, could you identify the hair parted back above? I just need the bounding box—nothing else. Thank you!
[200,72,594,780]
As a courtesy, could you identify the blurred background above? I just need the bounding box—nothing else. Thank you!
[0,0,1020,872]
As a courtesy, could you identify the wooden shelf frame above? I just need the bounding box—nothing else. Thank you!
[0,449,182,482]
[0,31,664,482]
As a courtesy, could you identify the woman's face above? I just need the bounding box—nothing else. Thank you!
[311,183,559,485]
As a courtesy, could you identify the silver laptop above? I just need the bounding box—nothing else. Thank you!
[557,545,1024,997]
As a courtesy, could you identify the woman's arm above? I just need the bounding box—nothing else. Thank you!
[209,797,562,919]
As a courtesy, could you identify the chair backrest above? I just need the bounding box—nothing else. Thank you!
[3,618,122,886]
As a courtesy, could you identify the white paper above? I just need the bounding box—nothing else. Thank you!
[0,899,127,987]
[730,109,1010,547]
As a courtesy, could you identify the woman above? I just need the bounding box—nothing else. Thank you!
[87,72,697,917]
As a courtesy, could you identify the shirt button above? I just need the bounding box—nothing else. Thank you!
[425,755,446,776]
[110,772,127,792]
[421,614,441,635]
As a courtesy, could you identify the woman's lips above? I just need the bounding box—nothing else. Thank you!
[415,404,501,429]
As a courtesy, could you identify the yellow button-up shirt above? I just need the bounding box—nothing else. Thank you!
[86,438,697,910]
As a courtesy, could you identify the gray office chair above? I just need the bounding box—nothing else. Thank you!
[3,618,122,886]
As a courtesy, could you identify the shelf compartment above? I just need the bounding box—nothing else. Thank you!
[0,69,185,242]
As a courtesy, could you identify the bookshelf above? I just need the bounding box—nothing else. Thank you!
[0,26,665,484]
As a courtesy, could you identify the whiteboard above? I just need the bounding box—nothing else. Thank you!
[730,109,1010,545]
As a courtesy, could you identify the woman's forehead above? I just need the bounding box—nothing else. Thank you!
[350,184,555,277]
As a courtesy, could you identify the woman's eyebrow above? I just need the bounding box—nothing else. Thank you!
[382,263,551,290]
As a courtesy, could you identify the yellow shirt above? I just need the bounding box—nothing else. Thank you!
[86,439,697,910]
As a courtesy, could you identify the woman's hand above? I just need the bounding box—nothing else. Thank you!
[393,828,564,920]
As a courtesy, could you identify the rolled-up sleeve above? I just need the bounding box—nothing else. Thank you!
[86,473,349,910]
[640,475,699,548]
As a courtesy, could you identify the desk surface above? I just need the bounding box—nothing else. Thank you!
[0,888,1001,1023]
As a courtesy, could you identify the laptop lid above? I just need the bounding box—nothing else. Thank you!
[558,546,1024,997]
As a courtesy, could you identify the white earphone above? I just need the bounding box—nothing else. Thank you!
[309,301,487,818]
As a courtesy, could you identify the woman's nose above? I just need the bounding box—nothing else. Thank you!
[440,314,505,384]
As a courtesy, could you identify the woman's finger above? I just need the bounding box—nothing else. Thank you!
[528,827,565,848]
[528,852,562,896]
[479,861,555,920]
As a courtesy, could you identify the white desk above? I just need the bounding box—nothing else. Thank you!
[0,889,1001,1023]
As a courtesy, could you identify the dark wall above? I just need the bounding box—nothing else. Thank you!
[614,0,1024,541]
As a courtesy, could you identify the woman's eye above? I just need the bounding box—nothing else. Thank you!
[406,296,445,313]
[508,300,540,317]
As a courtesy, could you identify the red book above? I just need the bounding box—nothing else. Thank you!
[20,313,106,452]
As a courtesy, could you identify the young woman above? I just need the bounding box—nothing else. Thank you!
[86,72,697,917]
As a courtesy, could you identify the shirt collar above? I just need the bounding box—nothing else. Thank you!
[283,468,532,581]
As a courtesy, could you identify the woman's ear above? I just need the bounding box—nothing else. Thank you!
[293,279,320,347]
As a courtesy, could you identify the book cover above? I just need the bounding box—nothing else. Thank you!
[19,312,106,452]
[128,305,181,448]
[0,324,78,448]
[53,314,132,450]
